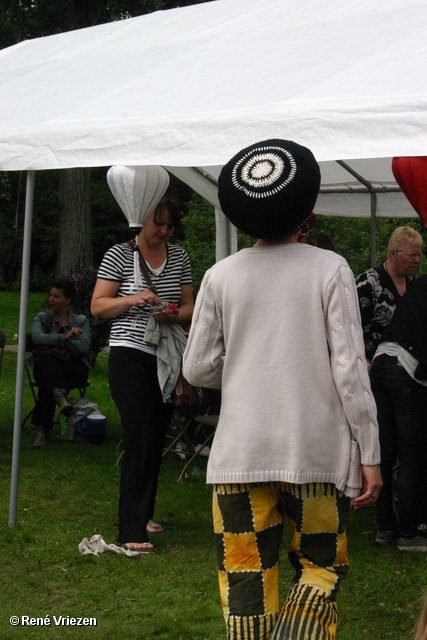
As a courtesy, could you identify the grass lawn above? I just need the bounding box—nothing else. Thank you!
[0,292,425,639]
[1,291,47,345]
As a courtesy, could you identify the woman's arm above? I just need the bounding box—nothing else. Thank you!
[91,278,162,319]
[182,272,224,388]
[356,271,375,328]
[326,264,381,465]
[65,316,91,355]
[177,283,194,325]
[31,313,59,345]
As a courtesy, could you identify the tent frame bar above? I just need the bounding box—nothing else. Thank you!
[9,170,35,528]
[337,160,380,265]
[191,167,218,187]
[192,165,402,195]
[193,161,405,266]
[320,185,400,193]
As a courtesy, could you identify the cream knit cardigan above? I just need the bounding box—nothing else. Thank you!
[182,243,380,498]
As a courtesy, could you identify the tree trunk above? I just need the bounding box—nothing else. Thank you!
[57,167,93,275]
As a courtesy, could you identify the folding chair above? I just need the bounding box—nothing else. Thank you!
[117,411,200,468]
[117,408,219,473]
[22,352,90,429]
[162,413,197,460]
[176,414,218,482]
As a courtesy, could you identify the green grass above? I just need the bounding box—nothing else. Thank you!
[2,291,47,345]
[0,292,426,639]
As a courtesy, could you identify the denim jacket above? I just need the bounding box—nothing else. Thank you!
[31,310,91,369]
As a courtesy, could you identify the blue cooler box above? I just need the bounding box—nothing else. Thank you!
[84,412,107,444]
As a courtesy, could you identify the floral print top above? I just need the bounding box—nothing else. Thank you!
[355,265,413,361]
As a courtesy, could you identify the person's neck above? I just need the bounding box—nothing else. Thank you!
[56,310,69,325]
[255,232,300,247]
[137,234,166,257]
[137,234,167,269]
[383,256,405,284]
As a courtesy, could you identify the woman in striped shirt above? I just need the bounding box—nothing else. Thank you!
[91,190,193,552]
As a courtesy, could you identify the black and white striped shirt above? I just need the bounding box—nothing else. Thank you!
[97,242,192,354]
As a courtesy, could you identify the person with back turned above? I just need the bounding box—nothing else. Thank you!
[183,139,382,640]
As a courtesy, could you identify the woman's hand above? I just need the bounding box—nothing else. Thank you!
[152,284,195,326]
[153,308,180,324]
[352,464,383,510]
[132,289,162,308]
[65,327,84,341]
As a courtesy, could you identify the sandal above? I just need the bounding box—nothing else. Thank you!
[146,519,164,534]
[122,542,155,553]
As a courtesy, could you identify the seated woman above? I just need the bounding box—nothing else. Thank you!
[32,276,91,447]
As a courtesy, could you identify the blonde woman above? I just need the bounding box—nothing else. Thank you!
[356,226,423,364]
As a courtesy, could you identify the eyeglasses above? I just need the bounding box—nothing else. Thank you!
[397,251,424,261]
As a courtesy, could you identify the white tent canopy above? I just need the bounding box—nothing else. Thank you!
[2,0,427,526]
[1,0,427,219]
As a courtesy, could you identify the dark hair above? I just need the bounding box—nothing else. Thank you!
[153,187,183,236]
[304,231,335,252]
[51,276,76,302]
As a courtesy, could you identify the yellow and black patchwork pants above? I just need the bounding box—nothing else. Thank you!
[213,482,350,640]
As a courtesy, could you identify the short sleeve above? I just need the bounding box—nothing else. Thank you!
[97,244,127,282]
[181,250,192,285]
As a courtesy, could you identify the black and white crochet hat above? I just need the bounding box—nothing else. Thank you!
[218,139,321,240]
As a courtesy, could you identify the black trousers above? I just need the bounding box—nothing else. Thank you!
[370,354,427,538]
[32,354,89,430]
[108,347,174,544]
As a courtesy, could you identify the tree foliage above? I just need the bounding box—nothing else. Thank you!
[175,193,216,293]
[309,215,427,277]
[0,0,214,49]
[0,0,214,285]
[68,260,111,367]
[0,170,60,290]
[1,164,426,291]
[57,168,93,274]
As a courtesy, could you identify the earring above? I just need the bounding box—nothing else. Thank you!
[299,223,310,237]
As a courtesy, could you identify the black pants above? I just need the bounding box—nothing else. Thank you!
[32,354,89,431]
[370,354,427,538]
[108,347,174,544]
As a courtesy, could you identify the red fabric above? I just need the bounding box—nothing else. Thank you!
[392,157,427,228]
[307,211,317,229]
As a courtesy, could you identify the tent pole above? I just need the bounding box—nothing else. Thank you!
[9,170,35,528]
[336,160,377,267]
[370,192,377,267]
[215,207,237,261]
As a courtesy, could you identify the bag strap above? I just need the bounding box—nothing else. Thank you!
[45,311,53,334]
[126,240,158,295]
